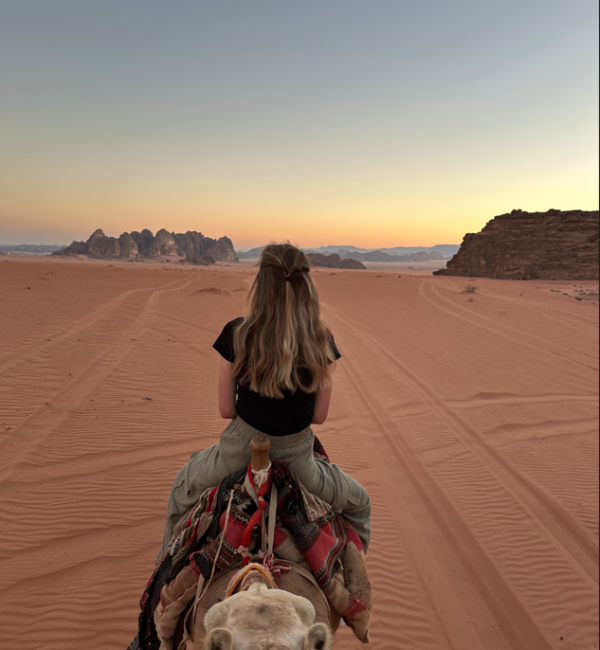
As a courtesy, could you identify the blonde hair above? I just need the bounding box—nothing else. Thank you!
[232,244,336,398]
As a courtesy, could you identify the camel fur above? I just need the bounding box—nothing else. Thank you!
[201,582,333,650]
[182,567,339,649]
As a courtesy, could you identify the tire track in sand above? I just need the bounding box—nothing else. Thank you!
[0,278,186,375]
[328,322,555,650]
[419,282,598,375]
[0,277,198,479]
[424,281,599,369]
[474,284,600,330]
[325,302,599,583]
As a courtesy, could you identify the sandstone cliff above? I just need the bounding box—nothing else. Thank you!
[434,209,599,281]
[54,229,237,262]
[306,253,366,270]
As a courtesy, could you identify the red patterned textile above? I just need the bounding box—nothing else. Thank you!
[182,459,351,589]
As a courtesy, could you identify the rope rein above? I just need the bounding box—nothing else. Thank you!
[179,461,332,648]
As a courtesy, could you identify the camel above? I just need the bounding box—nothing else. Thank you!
[184,567,338,649]
[148,436,370,650]
[202,583,332,650]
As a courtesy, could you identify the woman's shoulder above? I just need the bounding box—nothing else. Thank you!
[327,328,342,361]
[220,317,245,341]
[224,316,244,331]
[213,317,244,362]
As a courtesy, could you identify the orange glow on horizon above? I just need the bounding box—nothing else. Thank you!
[1,139,598,247]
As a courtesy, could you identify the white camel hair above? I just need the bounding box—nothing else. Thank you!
[201,582,333,650]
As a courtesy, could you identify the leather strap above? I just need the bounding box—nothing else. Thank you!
[275,560,331,621]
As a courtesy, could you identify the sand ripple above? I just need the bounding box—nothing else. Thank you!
[0,260,597,649]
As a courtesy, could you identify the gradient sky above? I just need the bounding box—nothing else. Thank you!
[1,1,598,248]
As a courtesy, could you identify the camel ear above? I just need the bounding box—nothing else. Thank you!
[289,594,316,627]
[203,600,230,631]
[305,623,332,650]
[204,628,233,650]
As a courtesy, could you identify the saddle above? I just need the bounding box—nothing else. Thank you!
[134,436,372,649]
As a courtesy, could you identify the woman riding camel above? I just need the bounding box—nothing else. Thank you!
[159,243,371,560]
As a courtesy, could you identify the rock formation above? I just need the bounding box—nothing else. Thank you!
[118,232,139,258]
[183,255,216,266]
[306,253,366,270]
[144,229,181,257]
[54,229,237,262]
[435,209,599,280]
[86,229,122,258]
[130,229,155,253]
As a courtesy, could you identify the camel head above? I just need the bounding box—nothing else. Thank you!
[203,582,333,650]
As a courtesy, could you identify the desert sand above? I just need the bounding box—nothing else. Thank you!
[0,257,598,650]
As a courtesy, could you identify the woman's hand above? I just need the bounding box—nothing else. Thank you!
[312,383,333,425]
[218,357,238,419]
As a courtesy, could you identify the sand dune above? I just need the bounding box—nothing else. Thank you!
[0,258,598,650]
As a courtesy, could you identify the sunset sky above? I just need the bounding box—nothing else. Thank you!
[1,1,598,249]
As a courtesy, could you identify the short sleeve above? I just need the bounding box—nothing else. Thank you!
[329,331,342,362]
[213,318,244,363]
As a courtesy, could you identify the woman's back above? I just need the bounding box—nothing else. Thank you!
[158,244,371,564]
[213,316,341,436]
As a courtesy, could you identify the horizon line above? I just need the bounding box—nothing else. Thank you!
[0,240,461,250]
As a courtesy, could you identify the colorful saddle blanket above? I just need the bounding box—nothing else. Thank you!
[136,440,371,649]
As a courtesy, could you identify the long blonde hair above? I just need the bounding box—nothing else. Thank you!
[232,244,336,398]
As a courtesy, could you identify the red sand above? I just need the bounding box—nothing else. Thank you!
[0,257,598,649]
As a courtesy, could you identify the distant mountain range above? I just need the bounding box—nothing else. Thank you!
[0,244,67,254]
[2,240,459,264]
[238,244,459,261]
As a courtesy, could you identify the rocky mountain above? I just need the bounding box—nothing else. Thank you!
[236,246,267,259]
[434,209,599,280]
[306,253,366,270]
[54,229,237,262]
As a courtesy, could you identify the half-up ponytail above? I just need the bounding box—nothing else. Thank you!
[232,244,335,398]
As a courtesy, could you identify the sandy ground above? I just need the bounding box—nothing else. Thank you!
[0,256,598,650]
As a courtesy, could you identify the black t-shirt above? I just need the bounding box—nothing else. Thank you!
[213,317,341,437]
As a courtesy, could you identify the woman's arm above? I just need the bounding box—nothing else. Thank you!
[312,382,333,425]
[218,356,238,419]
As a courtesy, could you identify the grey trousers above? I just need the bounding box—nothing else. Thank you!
[159,417,371,561]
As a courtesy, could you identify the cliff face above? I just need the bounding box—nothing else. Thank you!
[145,229,180,257]
[54,229,237,262]
[434,209,599,280]
[306,253,366,270]
[118,232,139,258]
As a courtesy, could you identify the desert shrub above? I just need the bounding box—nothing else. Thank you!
[461,284,479,294]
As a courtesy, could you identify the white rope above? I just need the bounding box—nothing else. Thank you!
[183,488,236,644]
[252,462,272,489]
[183,474,275,644]
[267,481,278,558]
